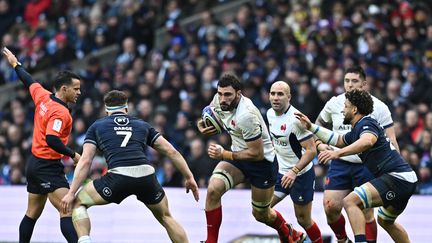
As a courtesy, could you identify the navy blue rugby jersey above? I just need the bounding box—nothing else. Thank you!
[84,112,160,169]
[343,116,412,177]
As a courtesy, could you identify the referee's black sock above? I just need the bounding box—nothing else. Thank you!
[61,216,78,243]
[19,215,36,243]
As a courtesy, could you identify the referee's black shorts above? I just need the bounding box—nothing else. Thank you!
[26,154,69,194]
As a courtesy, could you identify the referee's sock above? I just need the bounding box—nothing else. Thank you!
[78,235,91,243]
[61,216,78,243]
[19,215,36,243]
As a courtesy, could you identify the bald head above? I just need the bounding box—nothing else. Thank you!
[271,81,291,95]
[269,81,291,115]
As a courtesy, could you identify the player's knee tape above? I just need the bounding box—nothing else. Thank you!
[77,188,95,207]
[378,207,399,222]
[211,169,234,191]
[72,206,89,222]
[252,199,271,212]
[354,185,373,208]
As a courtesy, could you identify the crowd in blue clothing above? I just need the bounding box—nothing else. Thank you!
[1,0,432,194]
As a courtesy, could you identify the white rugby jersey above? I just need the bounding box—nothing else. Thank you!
[211,94,275,162]
[319,93,394,163]
[267,105,314,175]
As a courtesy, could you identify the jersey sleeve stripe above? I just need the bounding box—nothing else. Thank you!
[360,131,378,138]
[149,133,161,146]
[298,134,313,143]
[342,134,348,146]
[84,139,97,145]
[382,122,394,129]
[244,133,261,142]
[326,132,335,144]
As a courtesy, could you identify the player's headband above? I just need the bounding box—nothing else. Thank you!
[105,104,128,112]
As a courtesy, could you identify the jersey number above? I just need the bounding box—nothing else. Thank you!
[116,131,132,147]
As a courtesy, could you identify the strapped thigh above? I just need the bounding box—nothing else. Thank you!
[77,186,96,207]
[377,207,400,222]
[211,168,234,191]
[354,184,374,208]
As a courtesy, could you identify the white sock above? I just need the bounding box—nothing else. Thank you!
[78,235,91,243]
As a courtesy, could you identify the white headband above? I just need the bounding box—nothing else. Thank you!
[105,104,128,112]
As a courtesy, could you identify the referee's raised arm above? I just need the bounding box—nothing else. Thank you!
[2,47,36,88]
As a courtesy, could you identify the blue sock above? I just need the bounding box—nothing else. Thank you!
[60,217,78,243]
[19,215,36,243]
[355,234,367,243]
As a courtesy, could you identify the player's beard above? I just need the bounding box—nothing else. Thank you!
[220,97,239,111]
[343,113,352,125]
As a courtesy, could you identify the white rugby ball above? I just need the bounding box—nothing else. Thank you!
[202,106,223,134]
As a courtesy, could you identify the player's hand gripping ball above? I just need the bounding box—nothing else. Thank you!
[202,106,223,134]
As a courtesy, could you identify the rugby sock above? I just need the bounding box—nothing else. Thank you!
[354,234,367,243]
[60,217,78,243]
[78,235,91,243]
[306,222,323,243]
[365,221,377,243]
[328,215,348,240]
[268,210,292,241]
[19,215,36,243]
[205,206,222,243]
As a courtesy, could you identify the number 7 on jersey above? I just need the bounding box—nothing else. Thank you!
[116,131,132,147]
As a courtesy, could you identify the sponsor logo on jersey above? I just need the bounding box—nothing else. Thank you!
[114,116,129,126]
[338,125,351,130]
[53,119,62,132]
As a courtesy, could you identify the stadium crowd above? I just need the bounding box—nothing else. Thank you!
[1,0,432,195]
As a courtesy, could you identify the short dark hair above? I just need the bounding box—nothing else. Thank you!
[345,66,366,81]
[53,70,81,90]
[345,89,373,115]
[218,73,242,91]
[104,90,128,107]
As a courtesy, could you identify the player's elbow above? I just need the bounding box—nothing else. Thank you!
[251,149,264,160]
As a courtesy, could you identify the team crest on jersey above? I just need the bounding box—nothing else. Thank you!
[114,116,129,126]
[281,124,286,132]
[231,120,236,127]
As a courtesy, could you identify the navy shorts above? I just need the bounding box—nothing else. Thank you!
[369,173,417,211]
[93,172,165,205]
[325,159,374,190]
[227,157,278,189]
[274,168,315,205]
[26,155,69,194]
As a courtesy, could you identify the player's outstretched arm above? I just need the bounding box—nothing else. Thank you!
[295,112,345,147]
[152,136,199,201]
[61,143,96,214]
[2,47,36,88]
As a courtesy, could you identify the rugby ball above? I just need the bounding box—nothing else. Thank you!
[202,106,223,134]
